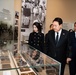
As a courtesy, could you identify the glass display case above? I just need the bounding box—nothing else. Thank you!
[0,43,61,75]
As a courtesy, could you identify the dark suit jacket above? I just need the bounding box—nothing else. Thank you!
[45,29,69,63]
[69,31,76,58]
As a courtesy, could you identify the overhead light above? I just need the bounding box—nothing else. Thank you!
[4,17,7,19]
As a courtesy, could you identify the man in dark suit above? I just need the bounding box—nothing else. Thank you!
[45,17,70,75]
[67,22,76,75]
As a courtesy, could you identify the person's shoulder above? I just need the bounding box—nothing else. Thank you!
[29,32,32,34]
[62,29,69,33]
[62,29,68,32]
[70,31,74,34]
[41,32,44,35]
[71,31,74,33]
[29,32,34,35]
[39,32,44,36]
[62,29,70,37]
[48,30,54,34]
[45,30,53,37]
[69,31,74,38]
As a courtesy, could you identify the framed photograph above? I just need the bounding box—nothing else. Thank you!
[21,28,26,32]
[21,0,47,32]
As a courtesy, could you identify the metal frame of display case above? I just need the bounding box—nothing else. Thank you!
[0,43,61,75]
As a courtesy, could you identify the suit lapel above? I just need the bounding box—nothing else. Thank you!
[51,30,56,45]
[72,31,76,39]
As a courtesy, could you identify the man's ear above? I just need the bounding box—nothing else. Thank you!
[60,24,62,28]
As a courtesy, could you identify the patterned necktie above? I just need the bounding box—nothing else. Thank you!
[55,32,59,45]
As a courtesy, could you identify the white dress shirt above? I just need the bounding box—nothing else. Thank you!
[75,32,76,38]
[55,29,62,41]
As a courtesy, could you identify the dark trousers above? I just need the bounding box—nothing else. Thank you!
[69,58,76,75]
[60,62,66,75]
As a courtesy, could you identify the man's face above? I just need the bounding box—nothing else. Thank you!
[52,21,62,32]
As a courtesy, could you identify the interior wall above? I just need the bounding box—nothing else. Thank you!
[45,0,76,33]
[14,0,76,34]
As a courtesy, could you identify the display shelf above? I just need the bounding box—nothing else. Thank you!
[0,50,18,75]
[11,51,37,75]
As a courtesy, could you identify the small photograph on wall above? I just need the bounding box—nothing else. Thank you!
[15,11,19,26]
[15,11,19,19]
[21,28,26,32]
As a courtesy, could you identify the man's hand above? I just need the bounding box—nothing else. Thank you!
[66,58,72,64]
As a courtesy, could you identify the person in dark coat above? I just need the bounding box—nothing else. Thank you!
[45,17,70,75]
[28,22,44,52]
[67,22,76,75]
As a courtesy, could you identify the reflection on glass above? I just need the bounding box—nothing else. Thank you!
[14,26,18,41]
[20,43,61,75]
[0,21,14,50]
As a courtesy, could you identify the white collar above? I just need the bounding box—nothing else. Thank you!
[55,29,62,35]
[55,29,62,40]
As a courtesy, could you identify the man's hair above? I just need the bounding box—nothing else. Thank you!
[50,24,53,28]
[53,17,63,25]
[74,22,76,25]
